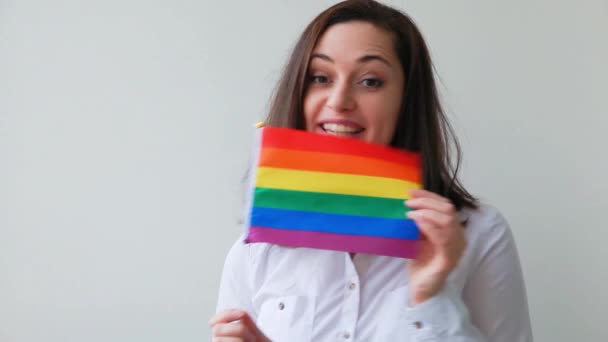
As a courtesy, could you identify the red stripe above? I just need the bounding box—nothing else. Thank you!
[261,127,420,167]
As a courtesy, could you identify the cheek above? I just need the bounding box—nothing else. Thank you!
[303,92,323,131]
[361,96,401,143]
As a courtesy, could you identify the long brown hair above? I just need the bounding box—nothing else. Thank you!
[265,0,477,210]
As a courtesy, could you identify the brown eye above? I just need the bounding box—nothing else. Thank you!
[361,78,384,88]
[310,75,330,84]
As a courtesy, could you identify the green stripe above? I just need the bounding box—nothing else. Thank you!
[253,187,410,219]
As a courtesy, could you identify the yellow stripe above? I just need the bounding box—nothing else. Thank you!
[256,167,421,200]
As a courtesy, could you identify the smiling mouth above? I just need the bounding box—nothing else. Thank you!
[320,123,365,137]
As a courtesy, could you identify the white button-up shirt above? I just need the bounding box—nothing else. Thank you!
[216,204,533,341]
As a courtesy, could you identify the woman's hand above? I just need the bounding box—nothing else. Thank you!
[405,189,466,305]
[209,309,271,342]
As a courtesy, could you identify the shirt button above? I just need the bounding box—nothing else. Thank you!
[278,302,285,310]
[413,321,423,329]
[343,331,351,339]
[348,282,357,290]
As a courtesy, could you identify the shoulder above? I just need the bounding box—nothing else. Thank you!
[223,234,275,270]
[223,236,332,299]
[461,203,513,242]
[223,235,318,276]
[458,203,521,277]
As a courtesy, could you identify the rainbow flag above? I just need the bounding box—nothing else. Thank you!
[243,126,422,258]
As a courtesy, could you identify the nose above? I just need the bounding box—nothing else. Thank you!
[326,80,355,112]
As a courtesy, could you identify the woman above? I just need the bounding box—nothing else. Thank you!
[210,0,532,341]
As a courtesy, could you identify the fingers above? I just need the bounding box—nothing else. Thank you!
[406,195,455,215]
[239,312,265,337]
[407,209,455,229]
[212,322,255,341]
[210,309,268,342]
[212,337,244,342]
[406,191,456,234]
[209,309,247,326]
[405,190,460,246]
[407,213,444,245]
[409,189,451,203]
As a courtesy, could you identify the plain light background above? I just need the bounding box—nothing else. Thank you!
[1,0,606,341]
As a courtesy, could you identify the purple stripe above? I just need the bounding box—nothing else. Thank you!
[247,226,418,259]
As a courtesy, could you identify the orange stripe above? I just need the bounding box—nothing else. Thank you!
[259,147,421,183]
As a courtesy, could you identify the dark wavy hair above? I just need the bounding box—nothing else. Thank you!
[264,0,477,210]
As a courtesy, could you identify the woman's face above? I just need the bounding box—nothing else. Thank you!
[303,21,405,145]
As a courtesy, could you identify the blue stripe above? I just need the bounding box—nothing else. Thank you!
[250,207,419,240]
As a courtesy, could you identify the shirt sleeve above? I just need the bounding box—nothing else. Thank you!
[400,284,487,341]
[215,237,257,318]
[462,210,533,341]
[396,207,533,341]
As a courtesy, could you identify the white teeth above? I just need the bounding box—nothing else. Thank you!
[322,123,362,134]
[326,131,352,137]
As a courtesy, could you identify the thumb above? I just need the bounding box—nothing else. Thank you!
[240,313,270,340]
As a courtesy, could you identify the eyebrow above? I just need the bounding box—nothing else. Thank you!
[311,53,392,67]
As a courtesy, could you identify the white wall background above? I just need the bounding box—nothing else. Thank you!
[1,0,606,341]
